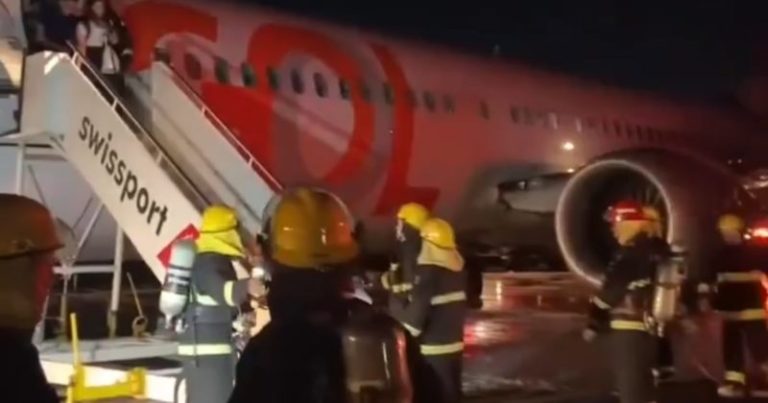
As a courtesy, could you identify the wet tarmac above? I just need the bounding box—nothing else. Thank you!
[43,270,768,402]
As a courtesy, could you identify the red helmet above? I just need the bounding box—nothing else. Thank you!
[604,200,649,224]
[746,217,768,244]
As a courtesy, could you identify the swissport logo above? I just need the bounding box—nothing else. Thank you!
[78,116,169,236]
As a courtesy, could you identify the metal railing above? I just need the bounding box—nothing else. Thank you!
[156,59,283,192]
[62,43,211,214]
[141,59,281,228]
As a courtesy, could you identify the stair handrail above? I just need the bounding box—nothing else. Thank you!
[154,58,283,192]
[64,43,276,234]
[62,43,211,213]
[141,58,281,229]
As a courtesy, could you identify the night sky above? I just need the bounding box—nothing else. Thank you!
[243,0,767,105]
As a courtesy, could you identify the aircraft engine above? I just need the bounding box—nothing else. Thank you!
[555,149,751,287]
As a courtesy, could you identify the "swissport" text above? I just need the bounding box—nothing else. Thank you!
[78,116,169,236]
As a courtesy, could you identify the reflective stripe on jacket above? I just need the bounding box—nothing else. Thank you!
[707,244,768,318]
[180,252,250,356]
[587,235,670,333]
[391,245,467,356]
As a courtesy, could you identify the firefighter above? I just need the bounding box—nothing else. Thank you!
[392,217,467,403]
[641,206,677,383]
[381,203,430,310]
[0,194,62,402]
[179,205,266,403]
[229,187,417,403]
[583,200,672,403]
[705,213,768,398]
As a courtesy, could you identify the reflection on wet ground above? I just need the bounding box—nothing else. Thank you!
[44,270,768,402]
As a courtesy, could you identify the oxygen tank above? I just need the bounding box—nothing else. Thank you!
[341,310,413,403]
[650,242,687,336]
[159,240,196,331]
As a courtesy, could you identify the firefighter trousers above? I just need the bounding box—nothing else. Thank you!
[466,264,483,309]
[723,319,768,384]
[609,329,657,403]
[656,334,674,372]
[182,352,236,403]
[419,353,462,403]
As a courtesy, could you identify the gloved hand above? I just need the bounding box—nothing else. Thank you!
[582,327,598,343]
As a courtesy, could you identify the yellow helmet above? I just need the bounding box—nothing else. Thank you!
[420,218,457,249]
[200,205,239,233]
[0,194,62,259]
[397,202,430,229]
[642,206,661,222]
[718,213,745,234]
[268,187,359,269]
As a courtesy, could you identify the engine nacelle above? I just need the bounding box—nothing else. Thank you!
[555,149,747,287]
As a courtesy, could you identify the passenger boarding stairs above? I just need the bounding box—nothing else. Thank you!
[15,48,281,401]
[20,48,281,282]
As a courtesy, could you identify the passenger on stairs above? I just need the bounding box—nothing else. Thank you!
[75,0,130,95]
[0,194,63,403]
[30,0,82,53]
[179,205,267,403]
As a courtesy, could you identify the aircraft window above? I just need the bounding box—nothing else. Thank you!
[214,57,229,84]
[407,90,419,107]
[585,117,599,131]
[625,124,635,140]
[359,80,371,101]
[640,126,651,142]
[314,73,328,97]
[613,120,623,136]
[267,67,280,90]
[480,101,490,119]
[523,109,538,125]
[183,53,203,81]
[531,111,548,127]
[154,48,171,64]
[339,78,351,99]
[290,69,304,94]
[423,91,436,112]
[647,128,656,142]
[510,107,522,123]
[602,119,612,134]
[241,63,257,87]
[443,95,455,113]
[547,113,559,130]
[383,83,395,104]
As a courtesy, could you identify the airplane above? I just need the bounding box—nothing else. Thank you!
[2,0,768,286]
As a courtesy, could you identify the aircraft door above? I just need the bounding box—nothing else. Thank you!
[0,0,26,135]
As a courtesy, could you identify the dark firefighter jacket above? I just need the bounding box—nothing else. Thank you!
[391,243,467,357]
[587,235,671,332]
[179,252,251,356]
[381,224,422,306]
[700,243,768,321]
[0,329,59,403]
[228,266,422,403]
